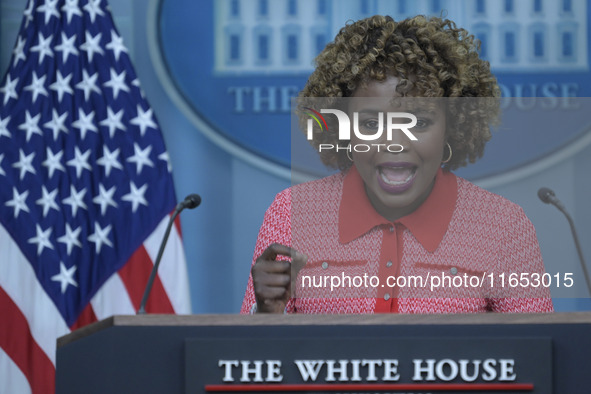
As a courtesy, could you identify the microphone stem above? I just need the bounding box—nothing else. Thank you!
[137,207,182,314]
[556,204,591,296]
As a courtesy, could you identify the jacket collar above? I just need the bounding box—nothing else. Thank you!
[338,165,457,253]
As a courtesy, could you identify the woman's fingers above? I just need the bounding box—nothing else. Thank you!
[290,251,308,297]
[252,243,308,313]
[258,243,298,261]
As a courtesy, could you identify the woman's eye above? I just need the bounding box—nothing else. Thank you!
[362,119,380,130]
[415,118,433,129]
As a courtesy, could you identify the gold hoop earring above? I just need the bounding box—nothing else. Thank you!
[346,144,354,162]
[442,142,452,164]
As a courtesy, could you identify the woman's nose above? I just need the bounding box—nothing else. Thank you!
[384,125,413,152]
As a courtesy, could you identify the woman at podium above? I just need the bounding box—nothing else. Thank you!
[241,15,553,314]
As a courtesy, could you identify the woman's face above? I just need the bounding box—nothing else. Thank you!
[349,76,447,221]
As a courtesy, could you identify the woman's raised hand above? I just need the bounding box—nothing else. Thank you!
[251,243,307,313]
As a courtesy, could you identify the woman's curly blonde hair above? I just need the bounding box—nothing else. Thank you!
[299,15,501,171]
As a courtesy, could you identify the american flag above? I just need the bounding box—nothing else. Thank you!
[0,0,191,392]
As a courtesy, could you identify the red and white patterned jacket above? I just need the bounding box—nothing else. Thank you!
[241,166,554,314]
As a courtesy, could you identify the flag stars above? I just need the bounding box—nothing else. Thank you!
[18,111,42,142]
[57,224,82,256]
[96,145,123,176]
[127,143,154,175]
[51,262,78,294]
[158,151,172,173]
[106,30,128,61]
[42,148,65,178]
[83,0,105,23]
[122,182,148,213]
[61,0,83,24]
[62,185,87,217]
[30,33,54,64]
[0,116,12,139]
[93,184,118,215]
[55,32,79,63]
[1,74,19,105]
[37,0,60,25]
[66,146,92,178]
[80,31,104,62]
[5,187,29,218]
[75,69,101,101]
[24,72,48,103]
[72,108,98,139]
[36,186,60,217]
[104,69,130,100]
[0,0,182,322]
[12,149,36,180]
[12,36,26,67]
[87,222,113,254]
[99,107,125,138]
[0,154,5,176]
[130,105,157,137]
[44,109,68,140]
[28,224,54,256]
[23,0,34,28]
[50,71,74,103]
[131,78,145,98]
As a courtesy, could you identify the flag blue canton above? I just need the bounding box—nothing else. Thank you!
[0,0,177,326]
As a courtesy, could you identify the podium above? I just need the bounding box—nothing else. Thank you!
[56,313,591,394]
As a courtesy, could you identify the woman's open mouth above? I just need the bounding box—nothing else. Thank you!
[376,162,417,193]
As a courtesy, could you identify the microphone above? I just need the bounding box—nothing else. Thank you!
[137,194,201,314]
[537,187,591,296]
[176,193,201,211]
[537,187,565,210]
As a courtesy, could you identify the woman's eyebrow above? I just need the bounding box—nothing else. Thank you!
[355,108,384,115]
[353,108,440,117]
[412,109,439,116]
